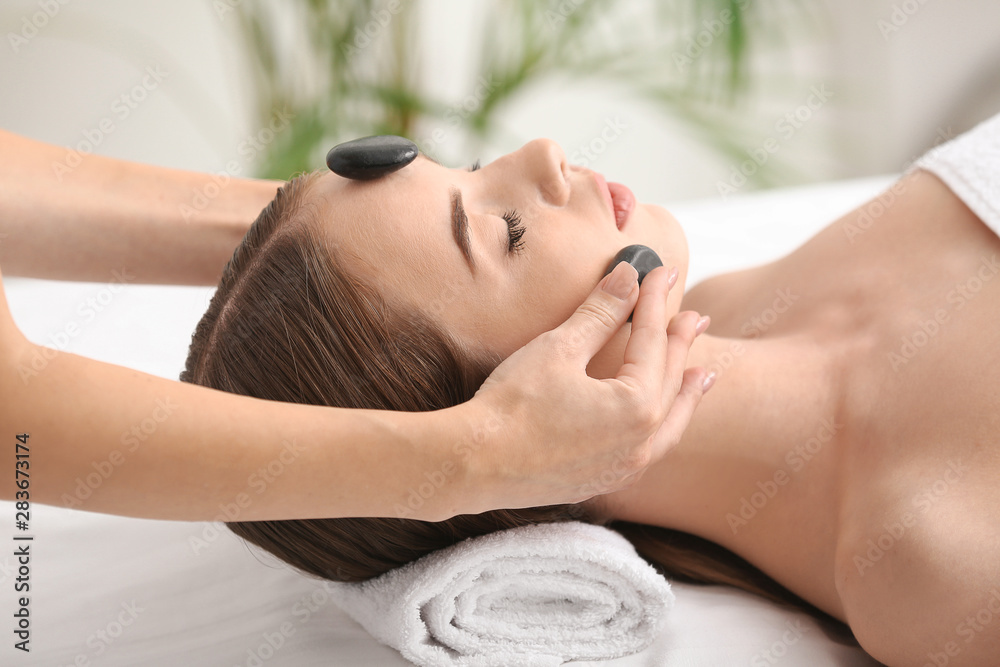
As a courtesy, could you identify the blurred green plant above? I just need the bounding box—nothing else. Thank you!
[229,0,817,184]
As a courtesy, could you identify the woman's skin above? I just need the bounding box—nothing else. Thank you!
[312,140,999,665]
[0,129,713,523]
[310,140,690,374]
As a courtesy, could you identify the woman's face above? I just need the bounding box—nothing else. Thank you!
[312,138,689,378]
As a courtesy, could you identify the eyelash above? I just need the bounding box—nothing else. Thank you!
[468,159,525,254]
[503,209,526,254]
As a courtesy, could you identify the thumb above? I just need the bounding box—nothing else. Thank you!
[554,261,639,364]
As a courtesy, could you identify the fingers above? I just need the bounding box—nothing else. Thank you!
[553,261,639,365]
[614,265,671,391]
[649,366,711,460]
[663,310,703,399]
[614,270,713,473]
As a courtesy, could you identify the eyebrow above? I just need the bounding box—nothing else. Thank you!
[450,187,475,273]
[418,153,474,272]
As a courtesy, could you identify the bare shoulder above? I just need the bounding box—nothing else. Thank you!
[834,467,1000,666]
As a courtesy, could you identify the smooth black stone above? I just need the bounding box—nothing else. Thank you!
[326,135,418,180]
[604,244,663,286]
[604,245,664,321]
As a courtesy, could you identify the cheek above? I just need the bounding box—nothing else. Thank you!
[482,272,597,359]
[488,234,622,355]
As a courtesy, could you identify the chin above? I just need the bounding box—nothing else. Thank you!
[635,203,689,289]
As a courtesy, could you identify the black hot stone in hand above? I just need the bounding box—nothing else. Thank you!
[604,245,664,322]
[326,135,419,180]
[605,245,663,286]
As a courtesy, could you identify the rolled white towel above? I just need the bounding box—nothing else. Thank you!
[327,521,673,667]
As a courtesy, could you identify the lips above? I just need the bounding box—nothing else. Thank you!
[592,171,635,230]
[607,181,635,230]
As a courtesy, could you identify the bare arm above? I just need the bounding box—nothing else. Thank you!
[0,127,710,520]
[0,129,281,285]
[0,262,709,522]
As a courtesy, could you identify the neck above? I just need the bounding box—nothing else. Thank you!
[598,329,841,533]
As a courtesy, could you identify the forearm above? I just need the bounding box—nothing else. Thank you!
[2,335,469,522]
[0,129,282,285]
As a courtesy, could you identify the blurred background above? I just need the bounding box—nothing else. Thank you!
[1,0,999,202]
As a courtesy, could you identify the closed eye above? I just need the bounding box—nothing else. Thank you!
[466,159,523,254]
[503,209,525,254]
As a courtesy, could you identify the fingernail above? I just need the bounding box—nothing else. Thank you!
[604,261,638,300]
[702,371,717,392]
[667,266,679,288]
[695,315,711,335]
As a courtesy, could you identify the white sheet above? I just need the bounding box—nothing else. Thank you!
[0,176,895,666]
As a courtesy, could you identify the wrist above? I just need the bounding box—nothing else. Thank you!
[189,177,281,284]
[396,399,502,521]
[211,177,282,241]
[435,394,520,518]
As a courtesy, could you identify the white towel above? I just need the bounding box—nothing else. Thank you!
[327,521,673,667]
[910,110,1000,237]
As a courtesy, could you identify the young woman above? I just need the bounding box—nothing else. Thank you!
[183,117,1000,666]
[0,128,707,524]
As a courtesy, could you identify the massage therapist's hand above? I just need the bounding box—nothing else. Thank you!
[461,261,714,515]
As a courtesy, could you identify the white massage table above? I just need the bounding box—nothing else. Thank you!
[0,176,893,666]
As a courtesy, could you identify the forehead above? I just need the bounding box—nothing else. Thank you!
[309,156,470,303]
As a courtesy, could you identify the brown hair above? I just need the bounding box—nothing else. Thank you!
[181,172,826,616]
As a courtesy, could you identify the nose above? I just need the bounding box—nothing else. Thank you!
[520,138,569,207]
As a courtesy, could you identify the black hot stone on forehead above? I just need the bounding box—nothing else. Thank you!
[326,135,419,180]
